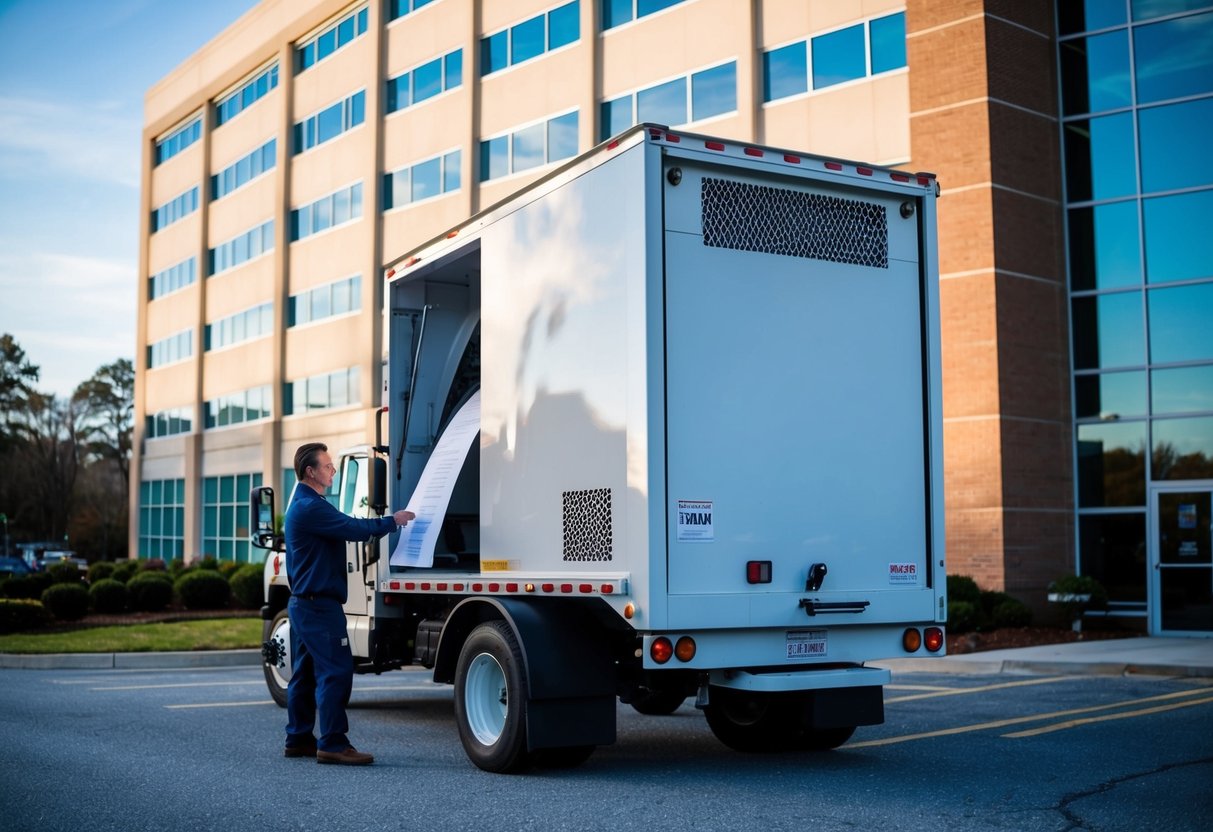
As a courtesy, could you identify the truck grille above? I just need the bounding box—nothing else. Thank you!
[700,177,889,269]
[562,488,613,562]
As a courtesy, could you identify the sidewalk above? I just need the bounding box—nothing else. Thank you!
[873,636,1213,678]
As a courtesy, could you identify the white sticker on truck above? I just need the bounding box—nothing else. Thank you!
[677,500,714,543]
[889,562,919,584]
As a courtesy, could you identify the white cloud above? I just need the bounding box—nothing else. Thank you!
[0,95,140,189]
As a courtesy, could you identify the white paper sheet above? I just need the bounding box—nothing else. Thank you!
[389,390,480,568]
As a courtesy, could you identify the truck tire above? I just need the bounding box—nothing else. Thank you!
[261,609,291,708]
[453,620,530,773]
[705,688,856,752]
[629,689,688,716]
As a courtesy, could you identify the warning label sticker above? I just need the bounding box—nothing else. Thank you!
[889,562,919,584]
[677,500,714,543]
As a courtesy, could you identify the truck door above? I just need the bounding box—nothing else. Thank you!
[662,161,932,617]
[337,454,372,617]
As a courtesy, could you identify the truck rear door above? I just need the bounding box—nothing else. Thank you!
[661,158,934,626]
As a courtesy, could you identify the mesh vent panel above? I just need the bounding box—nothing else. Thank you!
[562,488,613,562]
[701,177,888,268]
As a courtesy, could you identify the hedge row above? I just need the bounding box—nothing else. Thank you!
[946,574,1034,633]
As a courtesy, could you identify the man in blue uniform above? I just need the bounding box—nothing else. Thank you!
[284,442,415,765]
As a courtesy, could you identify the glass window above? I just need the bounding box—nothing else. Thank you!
[691,62,736,122]
[548,112,578,162]
[1078,513,1146,604]
[1059,31,1132,115]
[317,102,343,144]
[1060,0,1128,35]
[638,0,682,15]
[1153,416,1213,479]
[600,96,632,141]
[482,31,509,75]
[763,41,808,103]
[350,91,365,126]
[1077,421,1147,506]
[1153,365,1213,414]
[312,285,331,320]
[1063,113,1136,202]
[443,150,461,192]
[314,195,331,233]
[603,0,631,28]
[332,279,351,316]
[1148,283,1213,364]
[412,157,441,201]
[1133,11,1213,104]
[812,24,866,89]
[414,58,442,102]
[1074,370,1147,420]
[330,371,349,408]
[1143,189,1213,283]
[513,122,546,172]
[1067,201,1141,291]
[1138,98,1213,194]
[870,12,907,74]
[333,187,351,225]
[512,16,545,65]
[480,136,508,180]
[549,2,579,50]
[1132,0,1208,20]
[638,77,686,126]
[387,74,410,112]
[1071,291,1145,369]
[445,50,463,89]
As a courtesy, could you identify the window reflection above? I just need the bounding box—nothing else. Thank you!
[1133,11,1213,103]
[1077,421,1147,506]
[1153,416,1213,479]
[1132,0,1209,20]
[763,41,808,102]
[1148,282,1213,363]
[1079,513,1146,603]
[1063,113,1136,202]
[637,77,686,126]
[1143,190,1213,283]
[1060,30,1132,115]
[812,24,866,89]
[1152,365,1213,415]
[1072,291,1145,369]
[1075,370,1147,420]
[691,62,736,122]
[1068,201,1141,291]
[1060,0,1128,34]
[1139,98,1213,194]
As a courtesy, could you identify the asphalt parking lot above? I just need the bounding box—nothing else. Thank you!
[1,665,1210,831]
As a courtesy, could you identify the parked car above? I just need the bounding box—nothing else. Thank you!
[37,552,88,574]
[0,556,33,578]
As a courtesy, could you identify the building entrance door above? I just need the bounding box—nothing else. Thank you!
[1150,485,1213,635]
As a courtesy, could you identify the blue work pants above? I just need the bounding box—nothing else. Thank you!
[285,596,353,752]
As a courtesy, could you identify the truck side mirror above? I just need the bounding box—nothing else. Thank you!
[369,456,388,515]
[250,486,280,551]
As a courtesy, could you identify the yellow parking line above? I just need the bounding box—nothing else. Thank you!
[849,687,1211,749]
[94,681,265,691]
[166,700,275,709]
[884,676,1071,703]
[1003,695,1213,738]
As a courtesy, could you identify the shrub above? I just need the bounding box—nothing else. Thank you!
[127,572,174,612]
[217,560,242,579]
[111,560,140,584]
[168,558,187,575]
[229,563,264,608]
[0,599,51,633]
[1,573,54,600]
[992,598,1033,628]
[947,600,979,633]
[41,583,90,621]
[87,561,116,583]
[196,556,221,572]
[175,570,231,610]
[139,558,167,573]
[48,562,84,585]
[946,574,981,606]
[89,579,130,614]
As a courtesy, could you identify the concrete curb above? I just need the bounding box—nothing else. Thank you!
[0,649,261,670]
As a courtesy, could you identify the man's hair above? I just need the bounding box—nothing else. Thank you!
[294,442,328,481]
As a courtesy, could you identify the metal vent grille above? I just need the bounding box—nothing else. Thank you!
[562,488,613,562]
[701,177,889,268]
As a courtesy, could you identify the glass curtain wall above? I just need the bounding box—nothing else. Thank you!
[1059,1,1213,614]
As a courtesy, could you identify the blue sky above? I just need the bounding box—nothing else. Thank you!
[0,0,258,397]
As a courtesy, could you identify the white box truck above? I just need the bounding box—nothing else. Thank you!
[252,125,946,772]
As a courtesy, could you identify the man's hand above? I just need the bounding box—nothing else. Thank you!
[393,509,417,527]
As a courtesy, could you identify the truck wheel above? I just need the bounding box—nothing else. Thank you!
[629,689,688,716]
[454,620,530,773]
[703,688,789,752]
[261,609,291,709]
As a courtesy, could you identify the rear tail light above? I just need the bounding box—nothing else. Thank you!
[650,637,673,664]
[924,627,944,652]
[674,636,696,662]
[902,628,922,652]
[746,561,772,584]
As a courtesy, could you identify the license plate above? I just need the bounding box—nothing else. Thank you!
[786,629,828,660]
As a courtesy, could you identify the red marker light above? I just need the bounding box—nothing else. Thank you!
[650,637,673,664]
[746,561,772,584]
[924,627,944,652]
[705,141,725,151]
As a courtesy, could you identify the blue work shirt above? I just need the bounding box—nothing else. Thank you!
[284,485,397,603]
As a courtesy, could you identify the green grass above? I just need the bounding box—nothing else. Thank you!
[0,618,262,654]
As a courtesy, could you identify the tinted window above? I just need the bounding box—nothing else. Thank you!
[812,24,865,89]
[414,58,442,102]
[387,74,410,112]
[1143,190,1213,283]
[638,0,682,15]
[637,77,686,126]
[870,12,906,74]
[549,2,579,49]
[691,62,736,122]
[480,136,508,180]
[316,102,343,144]
[548,112,578,161]
[446,50,463,88]
[1153,416,1213,480]
[1138,98,1213,194]
[1072,291,1145,369]
[511,16,545,65]
[1153,365,1213,414]
[412,157,441,202]
[603,0,631,28]
[444,151,462,192]
[1077,421,1147,507]
[1068,201,1142,291]
[1063,113,1136,202]
[1148,283,1213,363]
[513,122,546,172]
[1060,0,1128,34]
[482,31,508,74]
[1133,11,1213,103]
[1132,0,1209,20]
[1078,514,1146,604]
[601,97,632,141]
[1059,31,1132,114]
[763,41,808,102]
[1075,371,1147,419]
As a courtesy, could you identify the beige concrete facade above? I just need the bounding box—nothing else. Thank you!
[134,0,1071,602]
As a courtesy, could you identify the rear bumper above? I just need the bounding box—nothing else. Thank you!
[709,664,891,693]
